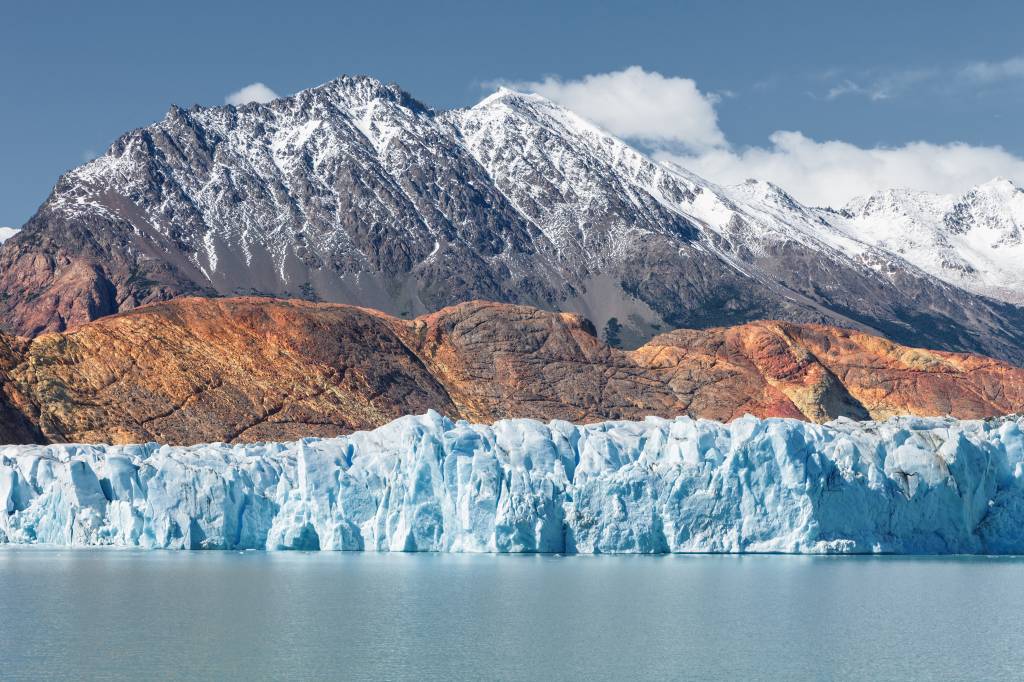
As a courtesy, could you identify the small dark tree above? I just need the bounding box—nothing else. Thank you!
[604,317,622,348]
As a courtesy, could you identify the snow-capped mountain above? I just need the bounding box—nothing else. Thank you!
[3,75,1024,364]
[837,178,1024,303]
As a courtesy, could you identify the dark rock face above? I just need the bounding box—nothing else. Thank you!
[3,76,1024,364]
[0,203,214,337]
[2,297,1024,446]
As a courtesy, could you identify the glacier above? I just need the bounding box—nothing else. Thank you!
[2,411,1024,554]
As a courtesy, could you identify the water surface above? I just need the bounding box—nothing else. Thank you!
[1,550,1022,680]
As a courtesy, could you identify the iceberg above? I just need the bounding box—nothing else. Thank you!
[2,411,1024,553]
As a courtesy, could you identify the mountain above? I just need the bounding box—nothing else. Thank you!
[3,297,1024,445]
[3,75,1024,363]
[837,178,1024,303]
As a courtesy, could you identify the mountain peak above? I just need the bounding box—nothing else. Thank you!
[463,85,622,155]
[730,178,804,211]
[296,74,432,114]
[842,186,946,218]
[971,176,1022,197]
[474,86,550,108]
[204,74,433,116]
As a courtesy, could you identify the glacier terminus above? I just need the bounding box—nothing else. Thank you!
[3,411,1024,554]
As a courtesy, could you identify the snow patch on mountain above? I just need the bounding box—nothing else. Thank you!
[839,178,1024,302]
[3,412,1024,554]
[452,88,874,266]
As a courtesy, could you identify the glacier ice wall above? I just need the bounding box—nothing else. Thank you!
[2,411,1024,553]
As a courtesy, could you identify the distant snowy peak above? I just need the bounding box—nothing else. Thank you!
[843,187,952,219]
[843,178,1023,239]
[0,227,18,243]
[945,178,1024,243]
[840,178,1024,302]
[727,178,805,212]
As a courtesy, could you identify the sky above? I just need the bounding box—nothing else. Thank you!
[3,0,1024,227]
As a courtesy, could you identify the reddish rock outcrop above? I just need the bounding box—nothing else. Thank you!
[403,301,1024,425]
[2,298,454,444]
[1,296,1023,445]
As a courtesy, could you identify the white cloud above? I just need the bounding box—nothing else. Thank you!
[499,67,1024,206]
[823,69,936,102]
[663,132,1024,207]
[507,66,725,151]
[960,56,1024,83]
[826,80,869,100]
[225,82,279,106]
[0,227,19,243]
[821,60,1024,99]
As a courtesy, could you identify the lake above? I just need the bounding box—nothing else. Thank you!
[1,550,1022,680]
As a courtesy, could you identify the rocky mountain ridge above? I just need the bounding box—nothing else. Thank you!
[2,297,1023,445]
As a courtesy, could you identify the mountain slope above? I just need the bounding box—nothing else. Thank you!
[3,297,1024,445]
[837,178,1024,303]
[3,75,1024,363]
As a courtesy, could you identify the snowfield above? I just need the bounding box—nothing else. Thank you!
[3,411,1024,553]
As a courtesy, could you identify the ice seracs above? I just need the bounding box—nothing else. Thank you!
[3,411,1024,554]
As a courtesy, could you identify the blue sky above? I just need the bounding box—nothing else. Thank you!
[3,0,1024,225]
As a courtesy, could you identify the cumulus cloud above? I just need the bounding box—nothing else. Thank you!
[960,56,1024,83]
[500,66,1024,206]
[663,133,1024,207]
[225,82,279,106]
[507,66,725,151]
[0,227,19,243]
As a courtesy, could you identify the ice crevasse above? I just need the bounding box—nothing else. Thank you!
[2,411,1024,554]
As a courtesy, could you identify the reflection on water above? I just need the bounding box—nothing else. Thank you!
[1,549,1022,680]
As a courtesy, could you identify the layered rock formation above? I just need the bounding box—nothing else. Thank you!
[1,297,1023,445]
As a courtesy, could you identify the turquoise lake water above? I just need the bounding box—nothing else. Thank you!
[1,550,1022,680]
